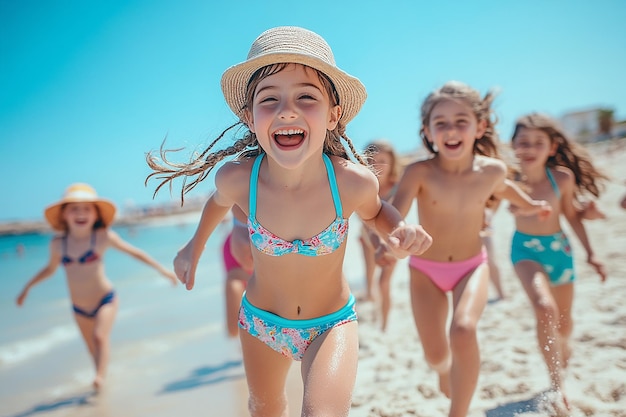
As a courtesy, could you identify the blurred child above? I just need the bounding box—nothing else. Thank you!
[480,198,506,301]
[16,183,177,390]
[358,139,402,331]
[146,26,432,416]
[222,206,252,337]
[509,113,608,408]
[391,81,550,417]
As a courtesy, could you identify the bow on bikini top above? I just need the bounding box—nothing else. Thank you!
[61,232,100,265]
[247,153,349,257]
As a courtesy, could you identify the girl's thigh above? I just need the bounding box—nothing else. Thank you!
[301,321,358,415]
[514,261,555,306]
[409,268,449,343]
[451,263,489,324]
[239,330,293,399]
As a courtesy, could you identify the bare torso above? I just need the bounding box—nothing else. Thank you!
[220,154,379,319]
[408,155,506,262]
[513,167,565,235]
[53,229,114,309]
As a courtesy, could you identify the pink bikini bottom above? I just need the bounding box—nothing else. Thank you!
[409,248,487,292]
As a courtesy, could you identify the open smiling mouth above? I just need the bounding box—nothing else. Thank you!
[444,141,461,150]
[274,129,305,148]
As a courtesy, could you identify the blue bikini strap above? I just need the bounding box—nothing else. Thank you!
[322,153,343,218]
[249,153,265,220]
[545,167,561,199]
[248,153,343,219]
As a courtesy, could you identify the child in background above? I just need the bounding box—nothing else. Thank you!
[358,139,401,331]
[509,113,608,408]
[16,183,177,390]
[222,206,252,338]
[480,198,506,301]
[146,26,432,417]
[390,81,550,417]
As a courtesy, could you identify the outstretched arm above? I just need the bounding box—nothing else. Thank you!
[368,200,432,258]
[16,239,62,306]
[561,176,606,281]
[229,205,253,272]
[495,179,552,220]
[355,161,431,258]
[357,165,431,258]
[175,190,232,290]
[108,230,178,286]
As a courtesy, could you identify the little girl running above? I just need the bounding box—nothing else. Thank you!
[16,183,177,390]
[146,26,432,417]
[358,139,402,331]
[222,206,252,338]
[390,81,551,417]
[508,113,608,408]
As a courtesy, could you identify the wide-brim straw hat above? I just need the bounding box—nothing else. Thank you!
[221,26,367,124]
[44,183,117,231]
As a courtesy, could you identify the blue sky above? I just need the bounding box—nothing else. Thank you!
[1,0,625,222]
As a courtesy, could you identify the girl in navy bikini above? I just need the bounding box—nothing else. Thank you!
[16,183,177,390]
[146,26,432,417]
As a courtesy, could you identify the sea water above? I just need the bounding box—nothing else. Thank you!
[0,212,371,416]
[0,215,232,415]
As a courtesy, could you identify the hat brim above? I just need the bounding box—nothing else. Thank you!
[221,52,367,125]
[44,198,117,231]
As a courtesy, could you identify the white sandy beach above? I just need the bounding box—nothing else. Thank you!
[3,139,625,417]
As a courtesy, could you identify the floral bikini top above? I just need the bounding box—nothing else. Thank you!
[247,153,349,257]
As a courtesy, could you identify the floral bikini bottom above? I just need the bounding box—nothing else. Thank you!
[238,293,357,361]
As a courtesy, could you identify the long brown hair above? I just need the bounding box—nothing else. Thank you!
[511,113,608,197]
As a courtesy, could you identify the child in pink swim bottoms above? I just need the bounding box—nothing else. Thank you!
[409,249,487,292]
[391,81,550,417]
[222,212,252,338]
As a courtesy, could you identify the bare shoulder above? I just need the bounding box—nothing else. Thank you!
[332,156,377,186]
[552,166,576,191]
[49,235,63,253]
[215,157,255,199]
[553,166,575,181]
[476,155,507,173]
[215,157,254,184]
[331,156,378,201]
[102,228,121,246]
[402,156,432,178]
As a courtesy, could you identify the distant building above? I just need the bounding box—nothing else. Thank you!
[560,108,615,143]
[613,120,626,139]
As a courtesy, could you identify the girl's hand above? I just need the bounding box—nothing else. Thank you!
[508,200,552,220]
[535,200,552,221]
[587,255,607,282]
[16,290,27,306]
[387,224,432,259]
[173,243,197,290]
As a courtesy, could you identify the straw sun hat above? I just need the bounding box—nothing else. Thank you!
[221,26,367,124]
[44,183,117,231]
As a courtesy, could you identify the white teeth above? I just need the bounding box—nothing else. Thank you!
[275,129,303,136]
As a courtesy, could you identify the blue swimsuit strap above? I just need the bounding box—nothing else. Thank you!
[249,153,343,219]
[62,231,97,263]
[545,167,561,199]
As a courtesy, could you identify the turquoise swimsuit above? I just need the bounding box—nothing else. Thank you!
[239,294,357,360]
[247,153,349,257]
[239,153,357,360]
[510,168,575,286]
